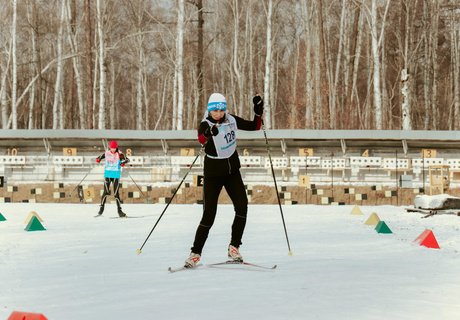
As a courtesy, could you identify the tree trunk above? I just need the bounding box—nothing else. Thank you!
[52,1,65,129]
[317,0,330,129]
[350,5,363,129]
[453,29,460,130]
[0,59,9,129]
[330,0,347,129]
[196,0,204,124]
[175,0,185,130]
[232,0,244,116]
[301,0,313,128]
[26,2,36,129]
[109,59,115,129]
[247,3,254,117]
[289,34,300,129]
[65,0,85,129]
[422,1,431,129]
[263,0,273,129]
[430,2,439,129]
[11,0,17,129]
[401,1,411,130]
[142,71,150,129]
[136,39,144,130]
[96,0,106,129]
[85,0,94,129]
[154,75,168,130]
[370,0,382,130]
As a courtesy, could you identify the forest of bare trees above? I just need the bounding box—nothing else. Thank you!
[0,0,459,130]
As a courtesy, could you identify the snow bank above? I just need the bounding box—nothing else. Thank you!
[414,194,460,209]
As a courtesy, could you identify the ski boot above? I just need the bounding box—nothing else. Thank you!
[118,207,127,218]
[184,252,201,268]
[96,205,104,217]
[228,245,243,262]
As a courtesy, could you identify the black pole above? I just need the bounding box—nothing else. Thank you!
[136,148,203,254]
[331,152,334,202]
[305,153,308,204]
[261,119,292,255]
[422,151,425,193]
[68,168,92,198]
[396,150,399,206]
[127,171,150,203]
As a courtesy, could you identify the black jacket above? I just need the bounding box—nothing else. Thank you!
[198,113,261,177]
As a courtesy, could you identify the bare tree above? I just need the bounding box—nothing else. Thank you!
[85,0,93,129]
[430,1,440,129]
[195,0,204,123]
[330,0,348,129]
[315,0,331,129]
[262,0,273,129]
[370,0,383,130]
[11,0,17,129]
[96,0,106,129]
[301,0,314,128]
[0,0,457,131]
[174,0,185,130]
[52,1,65,129]
[1,41,12,129]
[452,7,460,129]
[26,1,36,129]
[65,0,85,129]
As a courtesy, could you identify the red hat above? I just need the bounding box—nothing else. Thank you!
[109,140,118,149]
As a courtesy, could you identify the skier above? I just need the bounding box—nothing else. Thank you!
[96,140,130,217]
[184,93,264,268]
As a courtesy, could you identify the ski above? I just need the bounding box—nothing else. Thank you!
[94,215,146,219]
[168,264,202,273]
[207,260,277,270]
[109,216,146,219]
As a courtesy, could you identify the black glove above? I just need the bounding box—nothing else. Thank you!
[253,95,263,115]
[204,124,219,137]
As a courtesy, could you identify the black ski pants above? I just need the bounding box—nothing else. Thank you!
[100,177,122,209]
[191,170,248,255]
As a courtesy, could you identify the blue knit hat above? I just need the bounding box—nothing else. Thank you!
[207,93,227,112]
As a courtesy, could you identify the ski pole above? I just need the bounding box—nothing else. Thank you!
[68,167,93,198]
[261,118,293,255]
[136,147,204,255]
[127,171,150,203]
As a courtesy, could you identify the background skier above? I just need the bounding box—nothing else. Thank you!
[96,140,130,217]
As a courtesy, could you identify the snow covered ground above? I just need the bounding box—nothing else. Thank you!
[1,203,459,320]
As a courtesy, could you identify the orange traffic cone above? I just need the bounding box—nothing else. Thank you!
[414,229,440,249]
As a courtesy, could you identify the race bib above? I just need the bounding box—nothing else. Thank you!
[206,115,237,159]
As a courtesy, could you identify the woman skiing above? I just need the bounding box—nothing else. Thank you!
[96,140,130,217]
[184,93,264,268]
